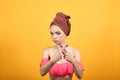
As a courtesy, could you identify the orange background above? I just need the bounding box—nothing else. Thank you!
[0,0,120,80]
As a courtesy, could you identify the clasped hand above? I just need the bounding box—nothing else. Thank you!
[51,47,76,64]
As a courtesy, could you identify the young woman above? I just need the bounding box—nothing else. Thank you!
[40,12,84,80]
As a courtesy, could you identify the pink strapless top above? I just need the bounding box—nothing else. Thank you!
[40,58,84,76]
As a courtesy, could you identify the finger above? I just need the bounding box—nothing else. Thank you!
[65,57,70,61]
[55,50,60,54]
[65,55,70,59]
[57,54,62,59]
[64,53,70,57]
[62,49,66,54]
[56,49,62,54]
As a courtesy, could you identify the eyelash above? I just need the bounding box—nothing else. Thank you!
[56,32,61,35]
[50,32,53,35]
[50,32,61,35]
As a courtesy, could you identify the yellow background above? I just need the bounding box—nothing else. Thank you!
[0,0,120,80]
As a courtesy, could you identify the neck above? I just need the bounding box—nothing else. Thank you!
[56,41,67,49]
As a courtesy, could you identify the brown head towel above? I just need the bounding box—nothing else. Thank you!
[50,12,71,36]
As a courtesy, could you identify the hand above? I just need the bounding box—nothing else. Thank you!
[63,47,76,63]
[51,49,62,64]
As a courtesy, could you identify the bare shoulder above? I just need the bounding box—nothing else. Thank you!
[68,45,80,54]
[42,46,55,58]
[44,46,56,51]
[43,46,53,51]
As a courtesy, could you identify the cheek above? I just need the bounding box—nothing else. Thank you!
[51,35,55,40]
[59,34,66,40]
[50,35,53,38]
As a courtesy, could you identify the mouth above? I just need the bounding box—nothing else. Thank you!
[53,40,60,44]
[53,39,58,42]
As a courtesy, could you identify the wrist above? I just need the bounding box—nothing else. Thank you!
[50,59,55,65]
[71,59,77,65]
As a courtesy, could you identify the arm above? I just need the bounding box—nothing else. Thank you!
[71,50,83,79]
[40,59,55,76]
[40,48,62,76]
[40,48,54,76]
[64,48,83,79]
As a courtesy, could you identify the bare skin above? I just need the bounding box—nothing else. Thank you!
[40,25,83,80]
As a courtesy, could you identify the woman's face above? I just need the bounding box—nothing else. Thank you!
[50,25,66,45]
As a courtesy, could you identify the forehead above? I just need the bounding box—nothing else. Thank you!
[50,25,63,32]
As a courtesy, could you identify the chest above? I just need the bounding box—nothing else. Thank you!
[48,48,75,63]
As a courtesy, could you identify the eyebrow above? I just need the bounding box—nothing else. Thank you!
[50,31,60,33]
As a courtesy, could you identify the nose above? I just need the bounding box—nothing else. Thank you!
[52,34,57,40]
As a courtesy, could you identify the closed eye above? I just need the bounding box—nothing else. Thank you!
[50,32,53,35]
[55,32,61,35]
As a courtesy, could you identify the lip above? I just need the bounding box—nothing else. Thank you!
[53,40,58,42]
